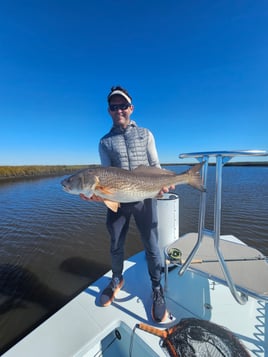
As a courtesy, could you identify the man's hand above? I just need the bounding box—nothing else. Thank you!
[158,185,175,197]
[79,193,104,202]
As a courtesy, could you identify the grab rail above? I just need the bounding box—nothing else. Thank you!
[177,150,268,304]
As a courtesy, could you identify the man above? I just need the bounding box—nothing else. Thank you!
[82,86,172,323]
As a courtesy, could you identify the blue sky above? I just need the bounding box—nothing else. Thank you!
[0,0,267,165]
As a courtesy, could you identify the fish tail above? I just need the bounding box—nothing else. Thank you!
[187,163,205,191]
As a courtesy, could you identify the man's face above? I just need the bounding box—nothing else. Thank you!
[108,95,134,128]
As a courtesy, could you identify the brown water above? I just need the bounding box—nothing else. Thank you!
[0,166,268,354]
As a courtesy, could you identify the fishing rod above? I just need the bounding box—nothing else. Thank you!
[166,248,268,264]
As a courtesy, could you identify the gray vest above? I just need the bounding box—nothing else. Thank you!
[100,122,150,170]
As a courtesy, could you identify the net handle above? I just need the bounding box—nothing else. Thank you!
[137,323,167,338]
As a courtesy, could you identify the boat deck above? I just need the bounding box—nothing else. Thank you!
[4,234,268,356]
[166,233,268,300]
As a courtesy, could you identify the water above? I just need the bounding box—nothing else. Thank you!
[0,166,268,354]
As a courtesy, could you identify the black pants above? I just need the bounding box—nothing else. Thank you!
[106,199,162,289]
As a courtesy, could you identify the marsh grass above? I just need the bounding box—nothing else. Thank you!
[0,165,98,180]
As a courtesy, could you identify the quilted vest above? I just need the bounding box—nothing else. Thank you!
[100,122,150,170]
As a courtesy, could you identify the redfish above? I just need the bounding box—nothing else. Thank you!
[61,163,204,212]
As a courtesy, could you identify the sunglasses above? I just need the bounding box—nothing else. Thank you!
[109,103,131,111]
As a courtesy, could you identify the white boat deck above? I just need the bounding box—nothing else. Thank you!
[4,234,268,357]
[166,233,268,300]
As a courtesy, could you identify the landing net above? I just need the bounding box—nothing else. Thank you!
[138,318,250,357]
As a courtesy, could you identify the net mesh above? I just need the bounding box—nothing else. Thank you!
[138,318,250,357]
[165,318,250,357]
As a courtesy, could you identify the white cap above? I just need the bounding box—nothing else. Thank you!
[108,90,132,104]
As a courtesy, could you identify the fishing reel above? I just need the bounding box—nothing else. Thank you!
[167,248,182,261]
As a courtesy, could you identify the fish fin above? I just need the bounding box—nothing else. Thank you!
[95,185,114,195]
[94,176,115,195]
[103,200,120,212]
[187,162,206,191]
[133,165,175,176]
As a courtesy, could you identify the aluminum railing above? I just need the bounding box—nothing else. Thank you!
[177,150,268,304]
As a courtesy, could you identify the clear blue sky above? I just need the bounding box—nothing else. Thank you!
[1,0,267,165]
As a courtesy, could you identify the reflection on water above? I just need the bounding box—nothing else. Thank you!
[0,264,66,314]
[0,166,268,353]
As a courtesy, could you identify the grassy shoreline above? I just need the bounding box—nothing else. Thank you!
[1,161,267,181]
[0,165,98,181]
